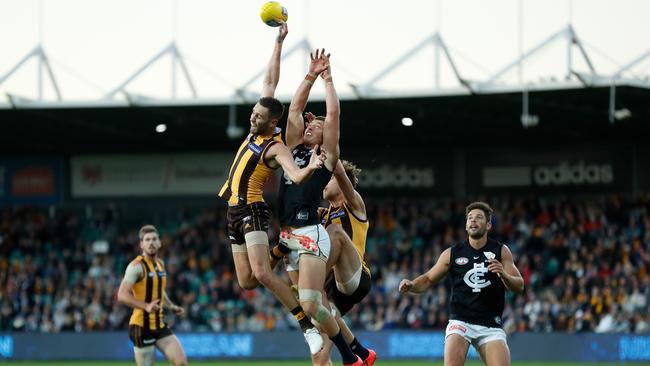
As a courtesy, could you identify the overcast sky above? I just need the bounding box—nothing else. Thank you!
[0,0,649,102]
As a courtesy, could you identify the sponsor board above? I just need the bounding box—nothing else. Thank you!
[11,167,55,196]
[466,145,636,194]
[0,331,648,361]
[358,164,434,189]
[0,158,63,205]
[483,161,615,188]
[533,161,613,186]
[71,154,231,197]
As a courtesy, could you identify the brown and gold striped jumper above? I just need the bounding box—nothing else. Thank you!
[219,129,283,205]
[322,203,370,274]
[128,255,167,331]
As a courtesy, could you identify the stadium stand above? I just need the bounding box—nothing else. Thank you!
[1,193,648,334]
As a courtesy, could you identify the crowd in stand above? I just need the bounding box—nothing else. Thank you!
[1,193,649,334]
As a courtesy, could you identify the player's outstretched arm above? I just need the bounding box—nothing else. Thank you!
[286,48,330,148]
[321,60,340,171]
[333,160,366,220]
[488,245,525,294]
[267,142,325,184]
[399,248,451,294]
[261,22,288,98]
[117,263,160,312]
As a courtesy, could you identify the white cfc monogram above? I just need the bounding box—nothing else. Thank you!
[463,262,491,293]
[284,154,307,185]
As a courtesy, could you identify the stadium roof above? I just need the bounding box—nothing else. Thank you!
[0,85,648,154]
[2,23,649,154]
[1,25,649,108]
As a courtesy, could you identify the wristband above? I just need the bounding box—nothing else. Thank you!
[305,73,317,85]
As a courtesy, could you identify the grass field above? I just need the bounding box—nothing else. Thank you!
[6,361,646,365]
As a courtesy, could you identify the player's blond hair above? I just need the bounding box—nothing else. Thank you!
[341,160,362,188]
[139,225,159,240]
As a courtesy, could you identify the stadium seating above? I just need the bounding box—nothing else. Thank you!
[1,193,648,334]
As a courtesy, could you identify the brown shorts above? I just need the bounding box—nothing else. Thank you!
[227,202,271,245]
[324,267,372,316]
[128,325,173,348]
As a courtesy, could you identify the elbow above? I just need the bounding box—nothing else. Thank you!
[327,107,341,118]
[517,284,525,294]
[287,172,304,185]
[513,282,525,294]
[117,291,126,304]
[288,105,302,114]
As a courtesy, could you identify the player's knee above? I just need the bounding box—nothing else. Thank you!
[237,276,260,290]
[299,299,319,317]
[251,265,272,286]
[299,289,331,324]
[327,224,346,242]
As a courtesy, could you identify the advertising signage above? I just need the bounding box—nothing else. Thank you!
[344,149,453,195]
[0,158,63,205]
[466,145,634,194]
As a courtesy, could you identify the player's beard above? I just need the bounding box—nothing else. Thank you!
[468,226,487,240]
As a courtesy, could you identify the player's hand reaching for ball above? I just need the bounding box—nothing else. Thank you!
[304,111,316,124]
[277,21,288,43]
[399,279,414,294]
[309,48,330,76]
[171,304,185,317]
[487,259,504,278]
[320,52,332,81]
[144,299,160,313]
[308,144,326,170]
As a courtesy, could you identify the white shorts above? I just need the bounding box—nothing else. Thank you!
[445,319,507,349]
[285,224,330,272]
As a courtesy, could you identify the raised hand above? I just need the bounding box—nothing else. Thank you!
[308,144,326,170]
[304,111,316,124]
[309,48,330,76]
[277,21,288,43]
[320,51,332,80]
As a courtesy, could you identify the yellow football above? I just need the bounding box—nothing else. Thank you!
[260,1,288,27]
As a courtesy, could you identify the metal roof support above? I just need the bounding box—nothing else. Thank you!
[484,25,595,87]
[226,101,244,139]
[608,48,650,123]
[613,48,650,79]
[173,44,197,98]
[0,45,62,101]
[570,26,596,78]
[236,38,312,102]
[361,32,470,95]
[486,27,568,84]
[609,83,616,123]
[104,43,197,100]
[521,87,539,128]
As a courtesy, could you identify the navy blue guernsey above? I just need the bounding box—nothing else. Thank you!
[448,238,505,328]
[278,144,333,227]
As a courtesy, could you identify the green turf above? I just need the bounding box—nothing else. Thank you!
[6,361,647,366]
